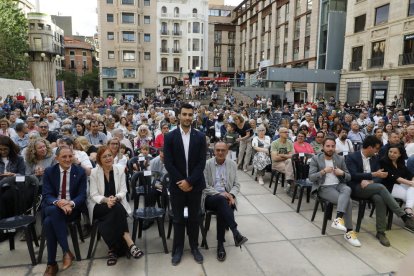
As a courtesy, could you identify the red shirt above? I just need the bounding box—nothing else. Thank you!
[154,133,164,149]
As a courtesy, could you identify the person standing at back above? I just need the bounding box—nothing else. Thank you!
[164,103,207,266]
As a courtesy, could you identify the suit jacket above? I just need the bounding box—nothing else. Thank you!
[164,127,206,193]
[87,164,131,223]
[42,163,87,210]
[202,157,240,212]
[345,151,382,190]
[308,153,351,192]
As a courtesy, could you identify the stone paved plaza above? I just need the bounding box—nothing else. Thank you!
[0,171,413,276]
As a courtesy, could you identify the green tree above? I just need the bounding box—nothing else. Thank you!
[0,0,29,80]
[56,70,78,92]
[79,67,99,94]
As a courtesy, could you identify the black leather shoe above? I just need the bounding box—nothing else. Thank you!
[191,248,204,264]
[171,250,183,266]
[217,244,226,262]
[234,231,248,247]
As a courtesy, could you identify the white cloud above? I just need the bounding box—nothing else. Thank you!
[36,0,97,36]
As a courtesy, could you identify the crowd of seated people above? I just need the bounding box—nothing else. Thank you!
[2,91,414,274]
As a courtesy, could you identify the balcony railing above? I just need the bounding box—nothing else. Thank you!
[172,48,182,53]
[349,60,362,71]
[367,57,384,68]
[159,67,180,72]
[160,48,169,53]
[399,53,414,66]
[160,30,169,35]
[172,30,182,36]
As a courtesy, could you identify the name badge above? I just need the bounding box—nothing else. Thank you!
[144,170,152,176]
[343,151,348,156]
[139,157,145,162]
[299,153,305,157]
[16,176,25,182]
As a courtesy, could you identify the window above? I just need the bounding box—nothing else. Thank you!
[307,0,312,10]
[144,52,151,60]
[192,56,199,68]
[375,4,389,25]
[144,16,150,24]
[304,36,310,58]
[188,22,191,33]
[209,9,219,16]
[161,6,167,13]
[161,22,168,34]
[275,45,280,64]
[122,13,134,24]
[123,69,136,78]
[107,0,113,3]
[29,23,35,29]
[214,31,222,43]
[161,39,168,52]
[295,0,301,15]
[305,14,311,36]
[122,0,134,4]
[173,23,180,35]
[193,39,200,51]
[123,51,135,61]
[122,31,135,42]
[107,14,114,22]
[174,58,180,71]
[107,32,114,40]
[228,31,235,44]
[70,50,75,56]
[351,46,363,70]
[82,51,86,57]
[293,39,299,60]
[144,34,150,42]
[102,68,117,77]
[37,23,43,30]
[144,0,150,6]
[161,58,168,71]
[193,22,200,33]
[370,40,385,68]
[193,8,197,14]
[354,14,366,33]
[108,51,115,59]
[107,80,114,89]
[409,0,414,16]
[294,19,300,39]
[228,45,235,67]
[174,7,179,16]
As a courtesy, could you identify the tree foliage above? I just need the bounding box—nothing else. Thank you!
[0,0,29,80]
[79,66,99,94]
[56,70,78,92]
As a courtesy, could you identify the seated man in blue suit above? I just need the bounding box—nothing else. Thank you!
[346,136,414,247]
[42,146,87,276]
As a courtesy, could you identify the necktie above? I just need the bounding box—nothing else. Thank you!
[61,170,67,199]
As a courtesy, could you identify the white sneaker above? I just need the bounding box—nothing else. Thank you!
[344,231,361,247]
[331,218,347,232]
[258,176,264,185]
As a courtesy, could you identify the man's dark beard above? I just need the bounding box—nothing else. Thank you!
[340,135,346,141]
[324,151,334,157]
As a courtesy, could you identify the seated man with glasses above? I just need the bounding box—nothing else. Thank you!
[86,120,108,147]
[271,127,295,197]
[311,131,325,154]
[202,141,247,262]
[38,121,58,148]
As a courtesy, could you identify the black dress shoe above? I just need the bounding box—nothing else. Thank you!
[234,231,248,247]
[171,250,183,266]
[217,244,226,262]
[191,248,204,264]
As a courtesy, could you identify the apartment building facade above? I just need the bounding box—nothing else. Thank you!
[340,0,414,106]
[63,37,94,76]
[98,0,157,98]
[156,0,209,88]
[208,4,237,78]
[232,0,347,102]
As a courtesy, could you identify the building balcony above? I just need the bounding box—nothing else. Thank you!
[349,60,362,71]
[160,30,169,35]
[160,48,169,53]
[399,53,414,66]
[172,48,182,54]
[367,57,384,69]
[172,30,182,36]
[159,67,180,72]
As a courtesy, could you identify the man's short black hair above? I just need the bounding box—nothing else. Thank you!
[362,135,382,149]
[179,103,194,114]
[323,137,336,146]
[15,122,25,132]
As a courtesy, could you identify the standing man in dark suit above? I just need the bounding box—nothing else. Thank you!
[42,146,87,276]
[164,103,207,266]
[346,136,414,247]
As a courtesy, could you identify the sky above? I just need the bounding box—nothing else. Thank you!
[33,0,242,36]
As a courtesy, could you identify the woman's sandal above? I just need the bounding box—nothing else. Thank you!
[128,244,144,259]
[107,250,118,266]
[404,208,414,217]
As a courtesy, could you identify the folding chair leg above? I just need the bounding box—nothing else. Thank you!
[291,185,298,204]
[369,204,376,217]
[37,228,46,264]
[296,187,305,213]
[311,199,319,222]
[31,224,39,247]
[156,217,169,254]
[76,220,84,243]
[387,208,394,230]
[306,187,311,203]
[205,213,212,232]
[269,171,275,188]
[24,227,37,266]
[138,218,144,239]
[356,201,366,233]
[167,219,173,239]
[69,224,81,261]
[200,217,208,249]
[132,219,138,243]
[87,223,98,259]
[9,233,15,250]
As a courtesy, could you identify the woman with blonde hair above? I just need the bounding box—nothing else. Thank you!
[0,118,16,137]
[107,138,128,168]
[75,136,98,163]
[24,137,54,181]
[134,124,153,150]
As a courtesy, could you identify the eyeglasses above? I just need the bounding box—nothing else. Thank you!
[39,126,48,128]
[0,147,9,152]
[101,154,113,159]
